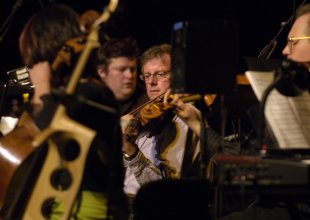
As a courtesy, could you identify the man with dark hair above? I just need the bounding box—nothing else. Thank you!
[96,37,149,115]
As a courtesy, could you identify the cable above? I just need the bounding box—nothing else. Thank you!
[258,0,306,59]
[0,0,23,43]
[0,0,45,43]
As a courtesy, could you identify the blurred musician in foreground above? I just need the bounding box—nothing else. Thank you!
[17,4,127,219]
[121,44,240,197]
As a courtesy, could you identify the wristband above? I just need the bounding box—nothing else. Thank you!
[123,150,139,161]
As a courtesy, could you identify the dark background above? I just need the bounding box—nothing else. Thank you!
[0,0,305,79]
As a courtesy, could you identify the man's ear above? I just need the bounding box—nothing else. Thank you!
[97,68,107,80]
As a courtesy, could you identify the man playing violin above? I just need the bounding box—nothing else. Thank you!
[121,44,239,196]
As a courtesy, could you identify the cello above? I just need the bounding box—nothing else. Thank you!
[0,0,119,219]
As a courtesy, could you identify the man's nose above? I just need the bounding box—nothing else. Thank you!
[124,69,135,77]
[148,75,158,84]
[282,44,290,56]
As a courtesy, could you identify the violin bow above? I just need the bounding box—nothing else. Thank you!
[21,1,119,219]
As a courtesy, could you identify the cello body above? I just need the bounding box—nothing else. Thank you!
[0,112,41,218]
[0,0,120,219]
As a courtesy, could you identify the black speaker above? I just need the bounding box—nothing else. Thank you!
[171,20,240,94]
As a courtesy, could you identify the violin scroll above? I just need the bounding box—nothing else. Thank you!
[51,37,86,72]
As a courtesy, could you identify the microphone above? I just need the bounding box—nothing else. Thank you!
[274,59,310,96]
[258,0,307,59]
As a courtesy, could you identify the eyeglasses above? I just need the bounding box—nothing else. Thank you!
[140,71,171,81]
[287,36,310,53]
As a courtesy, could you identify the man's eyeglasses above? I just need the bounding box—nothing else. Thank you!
[140,71,171,81]
[287,36,310,53]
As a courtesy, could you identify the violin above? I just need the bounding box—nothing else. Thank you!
[123,93,202,139]
[139,93,202,120]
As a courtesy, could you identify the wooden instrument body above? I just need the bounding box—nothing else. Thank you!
[0,0,119,219]
[0,112,39,209]
[23,106,96,220]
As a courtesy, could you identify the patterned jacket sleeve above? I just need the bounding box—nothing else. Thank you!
[123,151,162,185]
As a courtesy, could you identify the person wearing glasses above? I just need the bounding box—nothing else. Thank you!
[282,3,310,66]
[96,37,149,115]
[219,4,310,220]
[121,44,239,197]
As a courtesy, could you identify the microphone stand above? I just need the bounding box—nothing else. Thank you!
[0,0,45,43]
[0,0,23,43]
[258,0,307,59]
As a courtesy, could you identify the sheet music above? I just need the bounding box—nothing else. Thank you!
[245,70,310,149]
